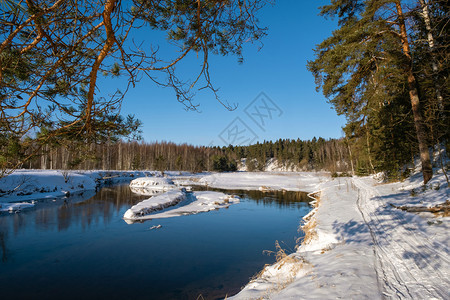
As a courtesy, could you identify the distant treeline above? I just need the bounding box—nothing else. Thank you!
[11,133,450,181]
[11,134,449,179]
[19,138,354,174]
[223,138,351,172]
[25,142,222,173]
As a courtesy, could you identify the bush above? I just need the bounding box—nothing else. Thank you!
[331,172,352,178]
[246,159,257,172]
[212,155,237,172]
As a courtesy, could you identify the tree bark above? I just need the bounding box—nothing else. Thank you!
[396,1,433,184]
[86,0,117,131]
[365,127,375,174]
[418,0,444,113]
[346,137,355,175]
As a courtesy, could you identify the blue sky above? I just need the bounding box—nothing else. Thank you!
[104,1,345,146]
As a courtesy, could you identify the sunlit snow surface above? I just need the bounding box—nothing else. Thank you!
[123,186,240,222]
[129,176,177,191]
[231,170,449,300]
[182,171,327,192]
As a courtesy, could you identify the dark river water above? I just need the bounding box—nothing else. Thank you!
[0,183,312,300]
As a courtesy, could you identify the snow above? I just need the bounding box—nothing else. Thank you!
[123,189,240,221]
[231,170,449,299]
[129,176,176,191]
[144,191,240,219]
[123,189,186,220]
[124,175,241,221]
[0,169,149,210]
[196,171,328,192]
[0,201,35,213]
[129,187,165,196]
[0,170,96,203]
[350,175,449,299]
[239,158,305,172]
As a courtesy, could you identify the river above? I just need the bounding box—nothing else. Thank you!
[0,183,312,299]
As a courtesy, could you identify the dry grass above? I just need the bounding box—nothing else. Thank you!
[237,191,322,299]
[249,241,305,298]
[307,191,321,207]
[300,218,318,245]
[266,241,300,269]
[259,185,273,192]
[256,241,302,274]
[248,236,313,298]
[435,210,450,217]
[297,191,321,246]
[320,245,334,254]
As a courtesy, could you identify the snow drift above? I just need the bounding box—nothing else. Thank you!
[123,190,240,221]
[123,189,186,220]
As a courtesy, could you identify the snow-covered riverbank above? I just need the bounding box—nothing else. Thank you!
[231,170,449,299]
[181,171,329,192]
[0,170,152,212]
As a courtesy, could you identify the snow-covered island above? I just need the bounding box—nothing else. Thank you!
[124,176,240,221]
[123,189,186,220]
[123,189,240,221]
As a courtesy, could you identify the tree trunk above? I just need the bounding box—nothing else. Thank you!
[365,127,375,174]
[346,137,355,175]
[418,0,444,113]
[396,1,433,184]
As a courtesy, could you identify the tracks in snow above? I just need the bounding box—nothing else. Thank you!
[353,177,450,299]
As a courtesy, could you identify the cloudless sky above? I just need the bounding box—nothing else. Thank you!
[102,1,345,146]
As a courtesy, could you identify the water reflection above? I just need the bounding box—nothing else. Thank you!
[195,186,311,208]
[0,184,148,262]
[0,183,312,299]
[2,185,150,234]
[1,185,311,243]
[0,231,7,262]
[129,186,165,196]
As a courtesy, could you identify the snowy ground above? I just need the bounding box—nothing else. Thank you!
[231,170,449,299]
[186,171,329,192]
[129,176,177,191]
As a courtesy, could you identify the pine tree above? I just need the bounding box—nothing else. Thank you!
[0,0,269,176]
[308,0,438,183]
